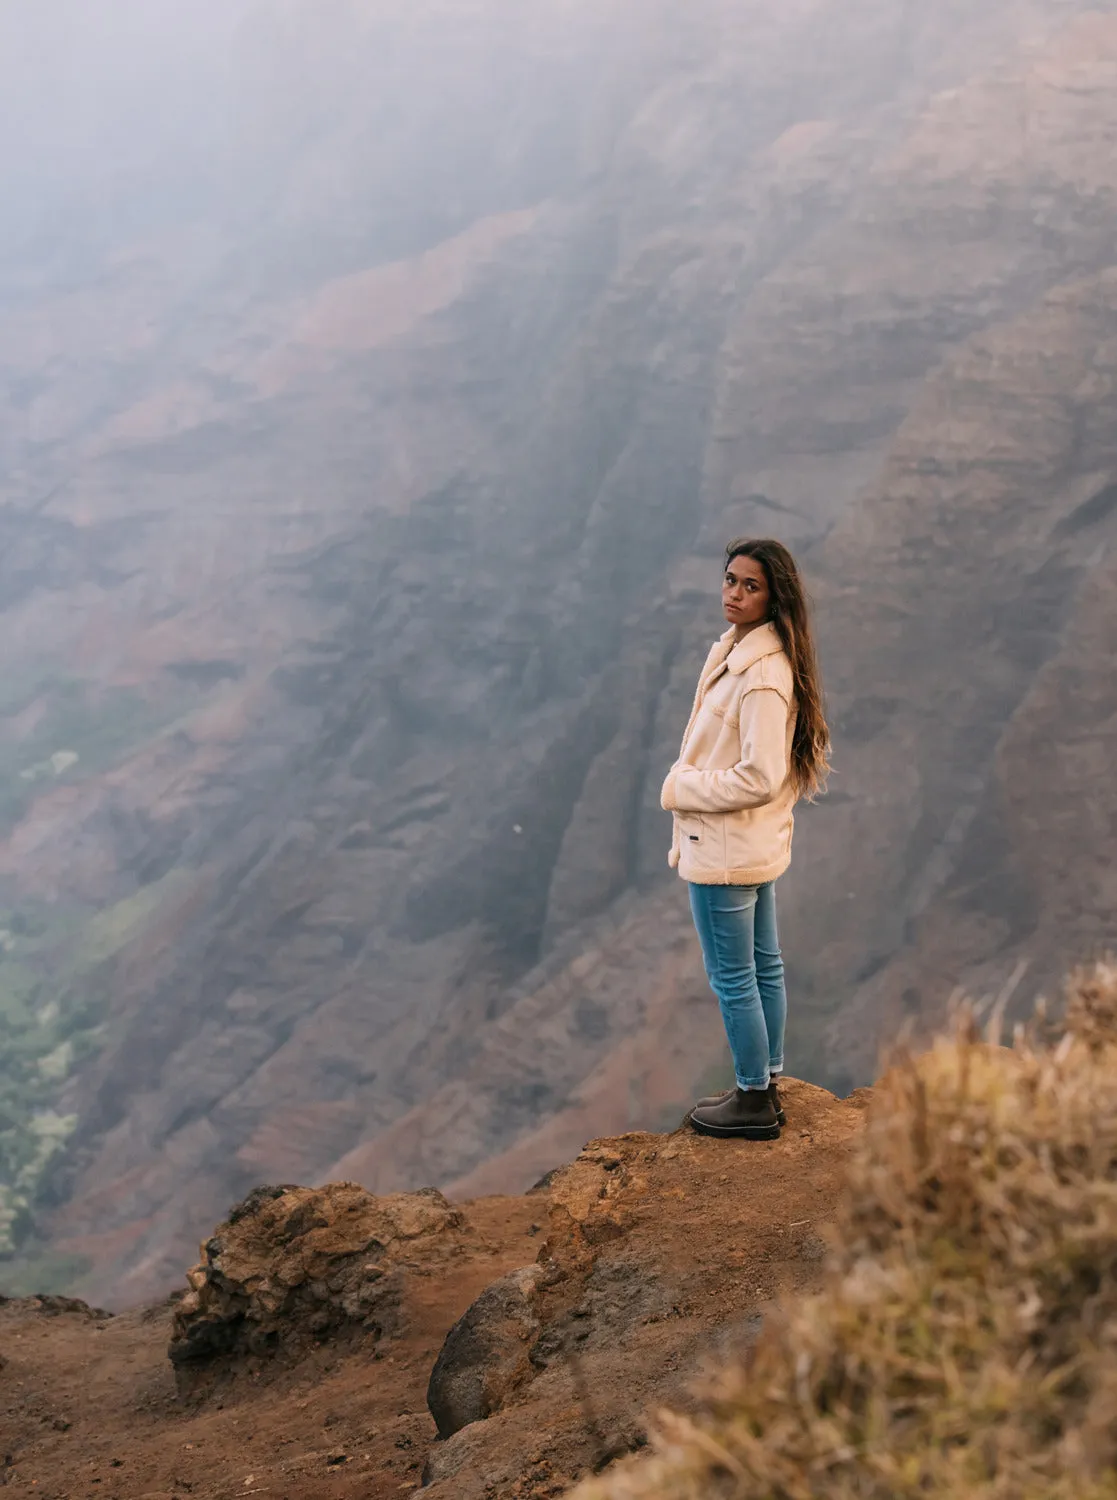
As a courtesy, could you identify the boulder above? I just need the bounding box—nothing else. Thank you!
[426,1263,553,1439]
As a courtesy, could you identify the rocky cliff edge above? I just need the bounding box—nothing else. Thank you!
[0,1074,864,1498]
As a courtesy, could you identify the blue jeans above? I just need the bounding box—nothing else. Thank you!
[688,881,786,1091]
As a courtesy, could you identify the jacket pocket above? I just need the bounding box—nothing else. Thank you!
[676,813,706,850]
[677,812,729,879]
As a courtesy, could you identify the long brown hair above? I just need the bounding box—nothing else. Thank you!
[725,537,830,799]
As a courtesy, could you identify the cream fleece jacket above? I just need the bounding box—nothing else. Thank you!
[660,621,797,886]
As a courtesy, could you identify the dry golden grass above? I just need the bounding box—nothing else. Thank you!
[574,959,1117,1500]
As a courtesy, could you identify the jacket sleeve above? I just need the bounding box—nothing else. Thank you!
[660,687,790,814]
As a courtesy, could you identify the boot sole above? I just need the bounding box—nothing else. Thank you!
[688,1115,781,1141]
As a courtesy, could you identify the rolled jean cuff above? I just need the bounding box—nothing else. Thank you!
[736,1071,771,1091]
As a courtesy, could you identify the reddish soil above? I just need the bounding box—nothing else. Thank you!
[1,1079,866,1499]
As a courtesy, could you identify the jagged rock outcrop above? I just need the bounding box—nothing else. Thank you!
[168,1181,466,1394]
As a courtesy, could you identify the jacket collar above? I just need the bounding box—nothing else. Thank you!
[723,620,784,675]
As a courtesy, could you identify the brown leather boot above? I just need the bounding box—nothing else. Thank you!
[694,1081,786,1126]
[689,1087,780,1140]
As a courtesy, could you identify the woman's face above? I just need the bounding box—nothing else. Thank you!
[722,553,770,631]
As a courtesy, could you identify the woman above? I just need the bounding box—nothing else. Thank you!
[660,538,830,1141]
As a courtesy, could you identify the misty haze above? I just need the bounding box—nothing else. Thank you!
[1,0,1115,1325]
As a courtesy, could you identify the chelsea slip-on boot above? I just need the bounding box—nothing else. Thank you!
[689,1086,781,1140]
[693,1080,786,1126]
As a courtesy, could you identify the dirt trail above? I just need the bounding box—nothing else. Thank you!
[1,1079,865,1499]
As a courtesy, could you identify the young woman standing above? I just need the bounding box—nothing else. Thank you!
[660,538,830,1140]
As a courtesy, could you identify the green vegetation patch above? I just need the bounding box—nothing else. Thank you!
[0,667,208,1283]
[0,872,195,1264]
[0,929,104,1258]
